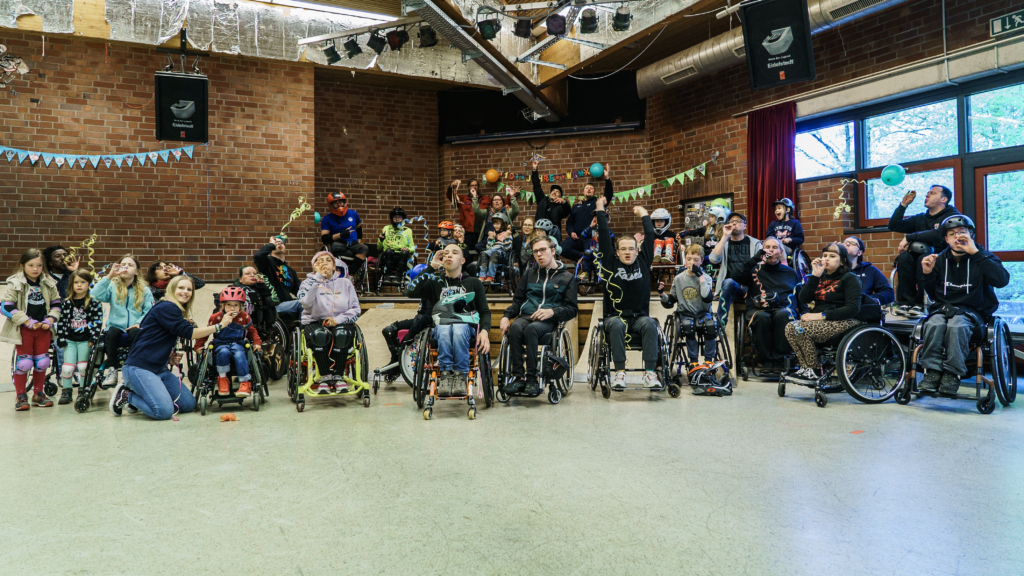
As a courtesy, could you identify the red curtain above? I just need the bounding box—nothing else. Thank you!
[746,102,796,241]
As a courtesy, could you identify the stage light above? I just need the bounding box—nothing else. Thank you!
[367,31,387,54]
[323,40,342,64]
[386,29,409,51]
[580,9,598,34]
[477,18,501,40]
[545,14,566,36]
[513,19,533,39]
[418,24,438,47]
[612,5,632,32]
[343,38,362,58]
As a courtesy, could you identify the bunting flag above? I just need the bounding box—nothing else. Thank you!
[696,162,707,175]
[0,145,199,170]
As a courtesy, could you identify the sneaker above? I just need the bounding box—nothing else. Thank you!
[334,380,349,393]
[918,370,941,392]
[32,393,54,408]
[317,381,331,394]
[449,372,466,396]
[892,305,910,316]
[217,376,231,395]
[126,404,138,414]
[523,376,541,395]
[939,371,962,395]
[15,393,30,411]
[505,376,525,395]
[788,368,820,384]
[59,388,73,405]
[643,371,662,389]
[906,306,924,318]
[108,382,129,416]
[484,276,494,283]
[611,371,627,391]
[102,368,118,387]
[236,381,251,398]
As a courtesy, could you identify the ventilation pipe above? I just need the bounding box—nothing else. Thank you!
[636,0,912,98]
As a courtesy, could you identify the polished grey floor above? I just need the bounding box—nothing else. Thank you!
[2,366,1023,575]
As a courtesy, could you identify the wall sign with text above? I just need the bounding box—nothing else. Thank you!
[154,72,208,143]
[739,0,816,91]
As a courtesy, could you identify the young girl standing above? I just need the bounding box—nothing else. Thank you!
[1,249,62,410]
[55,270,104,405]
[91,255,154,386]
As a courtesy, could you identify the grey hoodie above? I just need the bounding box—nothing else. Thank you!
[297,270,361,326]
[708,234,762,297]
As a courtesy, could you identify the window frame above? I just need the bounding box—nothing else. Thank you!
[794,120,857,181]
[973,161,1024,263]
[856,159,962,228]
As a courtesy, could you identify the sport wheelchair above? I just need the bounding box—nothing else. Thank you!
[190,342,267,414]
[409,327,493,420]
[587,317,680,398]
[495,321,575,404]
[371,323,428,394]
[896,312,1016,414]
[664,312,734,396]
[74,329,132,413]
[374,249,412,295]
[287,323,370,412]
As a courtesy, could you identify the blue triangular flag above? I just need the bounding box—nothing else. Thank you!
[113,155,123,169]
[158,150,170,163]
[54,155,66,168]
[124,155,134,168]
[17,150,29,164]
[4,148,14,162]
[102,156,113,168]
[183,145,194,159]
[136,153,148,165]
[42,153,53,167]
[171,148,182,161]
[77,156,89,168]
[89,156,101,169]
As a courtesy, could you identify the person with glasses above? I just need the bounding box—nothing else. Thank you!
[841,236,894,306]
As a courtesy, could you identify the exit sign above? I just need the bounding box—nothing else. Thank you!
[991,9,1024,37]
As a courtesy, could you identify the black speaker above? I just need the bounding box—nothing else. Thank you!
[739,0,816,91]
[154,72,208,143]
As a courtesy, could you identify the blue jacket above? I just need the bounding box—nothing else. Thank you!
[90,277,154,330]
[565,180,614,236]
[851,261,895,306]
[124,301,194,374]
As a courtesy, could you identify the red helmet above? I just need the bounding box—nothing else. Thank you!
[327,191,348,217]
[438,221,455,230]
[219,286,246,303]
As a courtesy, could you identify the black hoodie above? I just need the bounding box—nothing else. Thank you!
[799,270,862,321]
[597,210,655,318]
[254,244,300,303]
[887,204,961,249]
[531,171,572,231]
[922,245,1010,320]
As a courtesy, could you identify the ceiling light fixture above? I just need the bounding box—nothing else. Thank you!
[343,38,362,58]
[418,24,438,47]
[386,29,409,51]
[580,9,598,34]
[477,18,501,41]
[366,31,387,54]
[323,40,342,64]
[545,14,566,36]
[612,5,631,32]
[513,19,533,39]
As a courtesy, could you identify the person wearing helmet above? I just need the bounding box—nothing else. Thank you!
[194,287,262,398]
[475,212,513,283]
[561,165,615,263]
[427,221,457,254]
[679,204,730,257]
[887,185,961,317]
[649,208,676,264]
[766,198,804,255]
[530,158,570,242]
[297,251,361,394]
[377,207,416,275]
[917,215,1010,395]
[320,191,368,274]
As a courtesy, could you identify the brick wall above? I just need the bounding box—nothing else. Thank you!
[314,76,441,249]
[0,29,316,280]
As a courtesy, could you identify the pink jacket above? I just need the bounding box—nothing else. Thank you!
[297,270,360,326]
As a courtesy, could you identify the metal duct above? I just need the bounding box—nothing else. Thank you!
[637,0,909,98]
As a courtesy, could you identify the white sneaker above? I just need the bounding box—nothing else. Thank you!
[334,380,349,393]
[317,381,331,394]
[643,371,662,389]
[102,369,118,387]
[611,371,627,391]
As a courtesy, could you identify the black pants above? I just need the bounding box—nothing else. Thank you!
[560,236,587,262]
[303,324,354,376]
[744,308,793,362]
[105,326,139,369]
[330,241,369,272]
[383,313,432,364]
[378,249,409,277]
[507,317,556,378]
[894,251,925,306]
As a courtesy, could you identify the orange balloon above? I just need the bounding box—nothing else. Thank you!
[485,169,500,183]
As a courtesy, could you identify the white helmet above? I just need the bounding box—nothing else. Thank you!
[708,205,730,223]
[650,208,672,235]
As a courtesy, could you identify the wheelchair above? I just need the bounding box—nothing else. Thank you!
[8,344,63,398]
[409,326,493,420]
[371,323,427,394]
[574,252,603,296]
[896,312,1017,414]
[375,249,412,295]
[74,329,132,413]
[255,316,292,382]
[340,253,370,295]
[190,342,267,414]
[587,317,680,398]
[664,312,734,396]
[778,317,908,408]
[480,245,516,297]
[495,321,575,404]
[789,248,811,282]
[286,323,370,412]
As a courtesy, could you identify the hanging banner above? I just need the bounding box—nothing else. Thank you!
[155,72,209,143]
[0,145,194,170]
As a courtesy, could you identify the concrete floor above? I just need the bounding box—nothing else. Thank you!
[2,294,1023,574]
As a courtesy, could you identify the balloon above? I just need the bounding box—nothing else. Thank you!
[485,169,500,183]
[881,164,906,187]
[313,211,322,225]
[407,263,428,281]
[589,163,604,179]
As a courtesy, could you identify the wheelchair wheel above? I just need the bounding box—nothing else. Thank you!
[399,334,421,387]
[992,319,1017,406]
[663,315,677,371]
[838,326,906,403]
[587,329,601,391]
[736,320,749,382]
[793,249,811,281]
[287,328,301,402]
[495,336,511,403]
[412,332,429,409]
[354,325,369,384]
[263,319,290,380]
[556,326,575,393]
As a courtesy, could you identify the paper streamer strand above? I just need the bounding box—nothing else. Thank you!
[834,179,866,220]
[279,196,312,239]
[402,216,430,243]
[66,234,98,273]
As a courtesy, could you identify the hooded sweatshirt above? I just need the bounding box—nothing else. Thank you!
[504,262,578,322]
[597,210,655,319]
[922,245,1009,320]
[851,261,894,305]
[378,224,416,253]
[531,170,572,230]
[887,204,961,249]
[297,256,361,326]
[765,218,805,250]
[565,180,615,237]
[660,269,713,317]
[403,271,491,331]
[254,243,300,302]
[799,270,862,321]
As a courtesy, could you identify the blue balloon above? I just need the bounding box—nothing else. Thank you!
[881,164,906,187]
[313,211,322,225]
[589,162,604,179]
[407,263,428,281]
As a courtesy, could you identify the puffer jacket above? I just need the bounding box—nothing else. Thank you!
[504,262,578,322]
[90,276,154,330]
[0,272,61,345]
[297,270,361,326]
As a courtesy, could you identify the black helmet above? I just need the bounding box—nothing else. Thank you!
[772,198,796,212]
[908,241,935,255]
[389,207,407,222]
[940,214,975,238]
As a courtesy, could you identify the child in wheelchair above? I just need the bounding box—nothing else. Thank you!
[476,213,513,283]
[298,251,361,394]
[193,287,261,398]
[377,207,415,276]
[659,245,718,379]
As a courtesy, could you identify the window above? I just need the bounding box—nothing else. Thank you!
[969,83,1024,152]
[981,169,1024,252]
[795,122,855,180]
[993,262,1024,318]
[864,99,958,168]
[860,162,958,225]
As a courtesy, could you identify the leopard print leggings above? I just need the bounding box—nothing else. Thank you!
[784,319,862,368]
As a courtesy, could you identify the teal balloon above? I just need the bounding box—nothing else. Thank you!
[589,163,604,178]
[881,164,906,187]
[314,211,322,225]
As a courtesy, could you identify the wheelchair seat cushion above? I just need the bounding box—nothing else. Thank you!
[822,332,847,350]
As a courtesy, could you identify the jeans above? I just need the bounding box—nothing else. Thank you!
[507,317,556,378]
[60,340,91,389]
[122,365,196,421]
[276,299,303,323]
[604,316,659,370]
[478,248,507,278]
[215,342,251,381]
[920,313,980,377]
[894,251,925,307]
[716,278,748,325]
[434,323,472,373]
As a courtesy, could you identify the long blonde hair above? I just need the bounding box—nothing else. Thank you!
[112,254,149,312]
[705,216,724,244]
[161,275,195,319]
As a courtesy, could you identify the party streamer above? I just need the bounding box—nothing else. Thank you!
[66,234,98,272]
[279,196,312,239]
[834,179,865,220]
